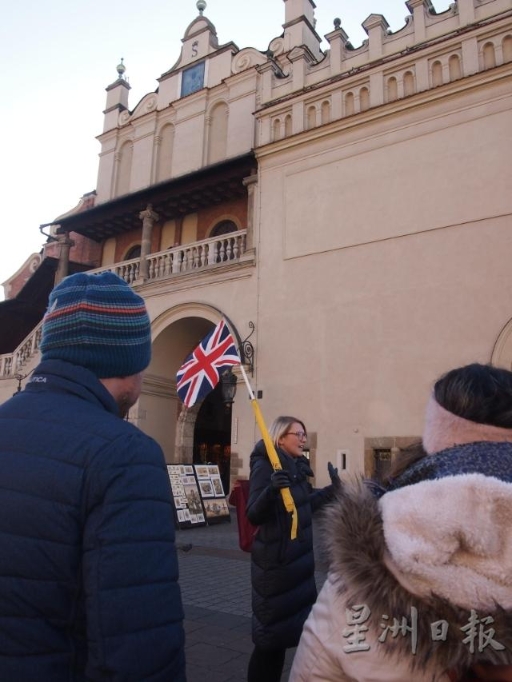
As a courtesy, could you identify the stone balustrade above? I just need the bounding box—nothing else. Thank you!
[0,323,43,378]
[0,231,248,376]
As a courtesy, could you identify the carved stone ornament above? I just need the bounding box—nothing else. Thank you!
[269,37,285,57]
[233,49,267,74]
[119,110,131,125]
[145,95,157,112]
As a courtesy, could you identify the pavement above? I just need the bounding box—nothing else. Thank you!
[175,508,327,682]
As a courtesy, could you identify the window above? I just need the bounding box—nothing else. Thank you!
[387,77,398,103]
[373,449,392,483]
[321,101,330,125]
[210,221,238,264]
[449,55,462,81]
[211,221,237,237]
[344,92,355,116]
[483,42,496,70]
[306,106,316,130]
[284,114,292,136]
[503,36,512,63]
[125,245,141,260]
[404,71,415,97]
[272,118,281,142]
[432,61,443,87]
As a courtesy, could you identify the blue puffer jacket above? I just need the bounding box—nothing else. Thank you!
[0,359,186,681]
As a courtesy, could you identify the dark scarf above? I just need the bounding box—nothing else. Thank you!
[387,441,512,490]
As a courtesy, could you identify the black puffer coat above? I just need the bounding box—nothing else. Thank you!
[246,440,333,650]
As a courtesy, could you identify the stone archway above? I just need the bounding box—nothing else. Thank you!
[143,303,241,490]
[175,402,201,463]
[173,384,233,494]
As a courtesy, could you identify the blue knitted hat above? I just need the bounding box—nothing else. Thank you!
[40,271,151,378]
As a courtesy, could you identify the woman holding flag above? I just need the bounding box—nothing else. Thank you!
[175,319,337,680]
[246,415,338,682]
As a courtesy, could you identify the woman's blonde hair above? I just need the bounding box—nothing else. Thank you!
[268,415,306,449]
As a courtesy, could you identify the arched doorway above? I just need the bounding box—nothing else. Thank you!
[193,382,232,495]
[145,305,242,491]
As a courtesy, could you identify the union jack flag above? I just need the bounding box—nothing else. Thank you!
[176,319,240,407]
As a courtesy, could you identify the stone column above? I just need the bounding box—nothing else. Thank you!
[203,115,211,166]
[174,404,200,463]
[174,215,184,246]
[152,135,162,184]
[139,204,159,281]
[243,174,258,252]
[111,151,122,198]
[54,233,75,285]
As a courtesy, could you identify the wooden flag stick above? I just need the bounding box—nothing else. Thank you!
[238,364,298,540]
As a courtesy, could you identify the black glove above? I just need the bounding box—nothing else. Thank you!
[271,469,293,489]
[327,461,339,483]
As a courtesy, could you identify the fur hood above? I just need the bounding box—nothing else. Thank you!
[320,474,512,674]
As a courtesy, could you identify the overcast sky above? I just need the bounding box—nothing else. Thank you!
[0,0,451,300]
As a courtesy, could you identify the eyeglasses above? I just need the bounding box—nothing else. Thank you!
[286,431,307,440]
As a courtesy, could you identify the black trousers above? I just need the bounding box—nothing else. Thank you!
[247,646,286,682]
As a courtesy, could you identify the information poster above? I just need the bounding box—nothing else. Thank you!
[194,464,231,524]
[167,464,206,528]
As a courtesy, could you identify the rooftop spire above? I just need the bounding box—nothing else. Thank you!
[196,0,206,15]
[116,58,126,80]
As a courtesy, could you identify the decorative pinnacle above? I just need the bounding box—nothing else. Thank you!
[196,0,206,15]
[334,17,341,29]
[116,58,126,80]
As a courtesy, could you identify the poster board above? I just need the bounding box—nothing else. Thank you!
[167,464,206,528]
[194,464,231,524]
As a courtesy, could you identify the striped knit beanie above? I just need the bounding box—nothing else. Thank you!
[40,271,151,378]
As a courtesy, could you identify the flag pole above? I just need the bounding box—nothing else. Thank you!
[238,364,298,540]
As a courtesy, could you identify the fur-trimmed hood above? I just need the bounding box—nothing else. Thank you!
[321,472,512,674]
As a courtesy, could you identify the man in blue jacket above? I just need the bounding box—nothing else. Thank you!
[0,272,186,681]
